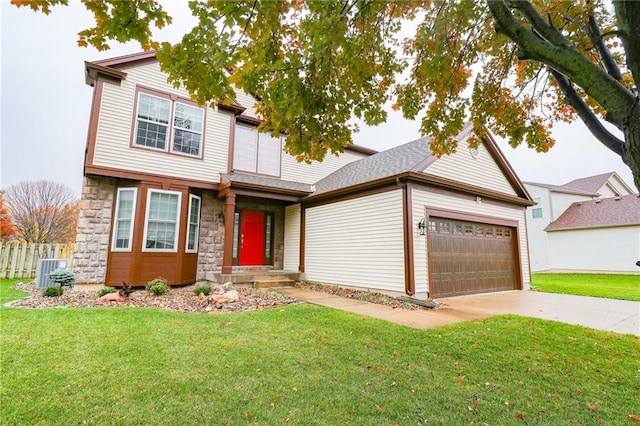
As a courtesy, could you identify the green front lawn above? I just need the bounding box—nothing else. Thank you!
[0,277,30,305]
[1,282,638,425]
[532,273,640,301]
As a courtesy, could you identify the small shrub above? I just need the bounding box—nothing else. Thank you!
[42,286,63,297]
[194,285,211,296]
[98,286,117,297]
[146,277,170,296]
[48,268,75,289]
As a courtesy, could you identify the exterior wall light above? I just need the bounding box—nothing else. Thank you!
[418,218,426,236]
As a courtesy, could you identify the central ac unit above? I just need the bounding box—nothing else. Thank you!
[36,259,69,288]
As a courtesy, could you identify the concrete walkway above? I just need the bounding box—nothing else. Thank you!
[278,288,640,336]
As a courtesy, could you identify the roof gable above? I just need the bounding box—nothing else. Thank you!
[312,124,532,204]
[545,194,640,231]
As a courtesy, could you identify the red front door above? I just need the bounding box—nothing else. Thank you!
[240,210,265,265]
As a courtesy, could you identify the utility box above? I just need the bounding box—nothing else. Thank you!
[36,259,69,288]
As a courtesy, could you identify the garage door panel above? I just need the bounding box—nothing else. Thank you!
[429,217,518,298]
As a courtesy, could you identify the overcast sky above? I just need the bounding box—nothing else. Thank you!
[1,1,636,197]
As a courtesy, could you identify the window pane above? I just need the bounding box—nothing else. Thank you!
[138,94,170,124]
[232,212,240,258]
[532,208,543,219]
[257,133,281,176]
[136,121,167,149]
[173,129,201,155]
[173,103,203,156]
[135,94,170,150]
[233,125,258,172]
[264,215,272,258]
[186,196,201,252]
[145,191,179,250]
[113,189,136,251]
[174,103,203,132]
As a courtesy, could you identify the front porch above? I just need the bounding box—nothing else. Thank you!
[204,269,305,288]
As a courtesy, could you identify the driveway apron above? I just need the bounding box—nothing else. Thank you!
[279,288,639,336]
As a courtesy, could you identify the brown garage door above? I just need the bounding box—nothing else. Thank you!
[428,217,518,298]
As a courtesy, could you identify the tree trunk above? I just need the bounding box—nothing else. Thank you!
[622,104,640,191]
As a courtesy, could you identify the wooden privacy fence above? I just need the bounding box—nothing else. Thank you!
[0,243,74,279]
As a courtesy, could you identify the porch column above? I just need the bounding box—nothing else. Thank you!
[221,192,236,274]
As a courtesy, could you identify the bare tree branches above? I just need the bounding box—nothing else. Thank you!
[3,180,78,244]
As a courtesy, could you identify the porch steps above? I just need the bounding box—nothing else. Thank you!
[252,275,295,289]
[205,271,303,288]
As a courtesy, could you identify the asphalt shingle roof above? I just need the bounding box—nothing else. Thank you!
[222,172,313,193]
[562,172,614,194]
[523,181,598,196]
[545,194,640,231]
[313,123,474,195]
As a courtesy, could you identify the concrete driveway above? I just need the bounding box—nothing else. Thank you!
[436,291,640,336]
[280,288,640,335]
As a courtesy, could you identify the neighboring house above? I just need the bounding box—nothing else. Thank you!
[524,172,639,273]
[72,51,534,299]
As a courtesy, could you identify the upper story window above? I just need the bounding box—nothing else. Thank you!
[532,197,543,219]
[133,89,205,158]
[233,123,281,176]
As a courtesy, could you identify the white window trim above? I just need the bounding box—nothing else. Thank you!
[142,189,182,253]
[111,188,138,252]
[170,101,205,158]
[133,90,205,158]
[133,92,171,153]
[233,123,282,177]
[185,194,201,253]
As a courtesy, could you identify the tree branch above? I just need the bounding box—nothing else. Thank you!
[585,2,622,82]
[612,0,640,93]
[486,0,635,128]
[549,68,625,156]
[513,0,570,47]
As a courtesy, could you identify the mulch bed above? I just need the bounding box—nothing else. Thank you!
[8,282,299,313]
[8,281,436,313]
[294,282,437,310]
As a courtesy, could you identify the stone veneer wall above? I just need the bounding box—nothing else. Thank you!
[196,192,225,280]
[72,176,116,284]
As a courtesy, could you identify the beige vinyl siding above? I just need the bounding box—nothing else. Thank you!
[281,150,368,184]
[548,226,640,273]
[424,136,517,197]
[413,187,530,291]
[234,90,259,118]
[411,189,430,296]
[304,190,405,292]
[283,204,301,271]
[92,61,229,182]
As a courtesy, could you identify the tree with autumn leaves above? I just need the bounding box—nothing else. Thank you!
[12,0,640,189]
[3,180,79,244]
[0,191,17,242]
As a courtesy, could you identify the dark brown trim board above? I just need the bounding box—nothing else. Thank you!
[299,206,306,273]
[402,184,416,295]
[222,192,236,274]
[84,79,103,173]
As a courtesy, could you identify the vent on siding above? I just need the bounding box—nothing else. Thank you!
[36,259,69,288]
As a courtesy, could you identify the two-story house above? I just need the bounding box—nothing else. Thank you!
[524,172,639,273]
[72,51,535,299]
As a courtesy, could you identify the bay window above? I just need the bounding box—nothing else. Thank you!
[186,194,201,253]
[112,188,137,251]
[143,190,181,251]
